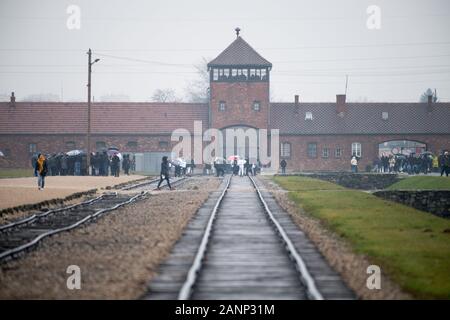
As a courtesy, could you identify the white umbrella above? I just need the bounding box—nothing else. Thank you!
[109,151,123,161]
[66,149,83,156]
[0,151,4,157]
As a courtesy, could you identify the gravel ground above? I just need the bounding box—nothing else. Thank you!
[0,175,146,210]
[258,176,412,300]
[0,176,221,299]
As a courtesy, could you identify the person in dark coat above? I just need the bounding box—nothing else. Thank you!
[280,159,287,174]
[60,154,68,176]
[122,154,131,175]
[111,154,120,177]
[157,156,172,190]
[34,153,48,190]
[102,151,109,176]
[190,158,195,175]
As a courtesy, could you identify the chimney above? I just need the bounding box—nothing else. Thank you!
[336,94,346,116]
[427,94,433,113]
[9,92,15,107]
[294,94,299,114]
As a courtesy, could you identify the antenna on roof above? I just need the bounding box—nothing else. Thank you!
[235,27,241,37]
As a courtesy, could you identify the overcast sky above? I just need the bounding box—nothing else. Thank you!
[0,0,449,102]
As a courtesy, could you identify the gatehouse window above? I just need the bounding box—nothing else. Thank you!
[382,112,389,120]
[219,101,226,112]
[305,112,313,120]
[351,142,361,157]
[28,143,37,153]
[322,147,329,158]
[307,142,317,158]
[335,147,342,158]
[261,69,267,80]
[253,101,261,111]
[213,68,219,81]
[281,142,291,158]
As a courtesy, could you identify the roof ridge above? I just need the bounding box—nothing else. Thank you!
[207,36,272,67]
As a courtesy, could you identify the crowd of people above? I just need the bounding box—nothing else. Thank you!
[31,151,135,177]
[212,157,260,177]
[371,151,450,176]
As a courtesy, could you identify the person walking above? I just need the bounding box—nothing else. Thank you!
[34,153,48,190]
[350,156,358,173]
[122,154,130,175]
[280,159,287,174]
[389,156,396,173]
[111,154,120,177]
[238,158,245,177]
[157,156,173,190]
[190,158,195,175]
[440,151,449,177]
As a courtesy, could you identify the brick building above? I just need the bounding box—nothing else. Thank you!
[1,33,450,172]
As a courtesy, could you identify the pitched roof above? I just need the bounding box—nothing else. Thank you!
[0,102,209,135]
[270,102,450,135]
[208,36,272,68]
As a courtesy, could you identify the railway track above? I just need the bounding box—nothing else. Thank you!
[0,176,186,263]
[145,175,354,300]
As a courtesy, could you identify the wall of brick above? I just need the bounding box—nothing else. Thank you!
[0,134,175,168]
[210,81,269,129]
[278,134,450,172]
[2,133,450,170]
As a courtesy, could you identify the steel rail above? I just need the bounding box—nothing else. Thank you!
[0,176,187,263]
[0,194,106,232]
[248,175,324,300]
[177,175,231,300]
[121,177,160,190]
[0,192,146,263]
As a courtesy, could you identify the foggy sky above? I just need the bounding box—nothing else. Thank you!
[0,0,449,102]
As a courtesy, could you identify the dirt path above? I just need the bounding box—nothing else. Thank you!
[0,175,146,210]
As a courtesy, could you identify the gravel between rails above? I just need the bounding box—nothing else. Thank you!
[258,176,412,300]
[0,176,221,299]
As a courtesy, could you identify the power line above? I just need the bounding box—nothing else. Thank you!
[1,40,450,53]
[94,52,194,68]
[273,54,450,64]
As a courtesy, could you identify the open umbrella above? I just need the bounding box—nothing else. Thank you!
[108,150,123,161]
[227,155,240,161]
[66,149,83,156]
[0,151,4,157]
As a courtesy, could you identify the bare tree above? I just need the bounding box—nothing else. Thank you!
[151,88,179,102]
[420,88,438,102]
[184,57,210,103]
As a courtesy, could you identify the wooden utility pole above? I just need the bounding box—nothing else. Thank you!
[87,48,92,173]
[86,49,99,174]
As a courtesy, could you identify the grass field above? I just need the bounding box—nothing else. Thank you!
[388,176,450,190]
[0,168,33,179]
[273,176,450,299]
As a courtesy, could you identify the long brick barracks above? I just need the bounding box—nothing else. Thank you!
[1,34,450,172]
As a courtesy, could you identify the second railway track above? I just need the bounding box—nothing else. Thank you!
[0,176,186,263]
